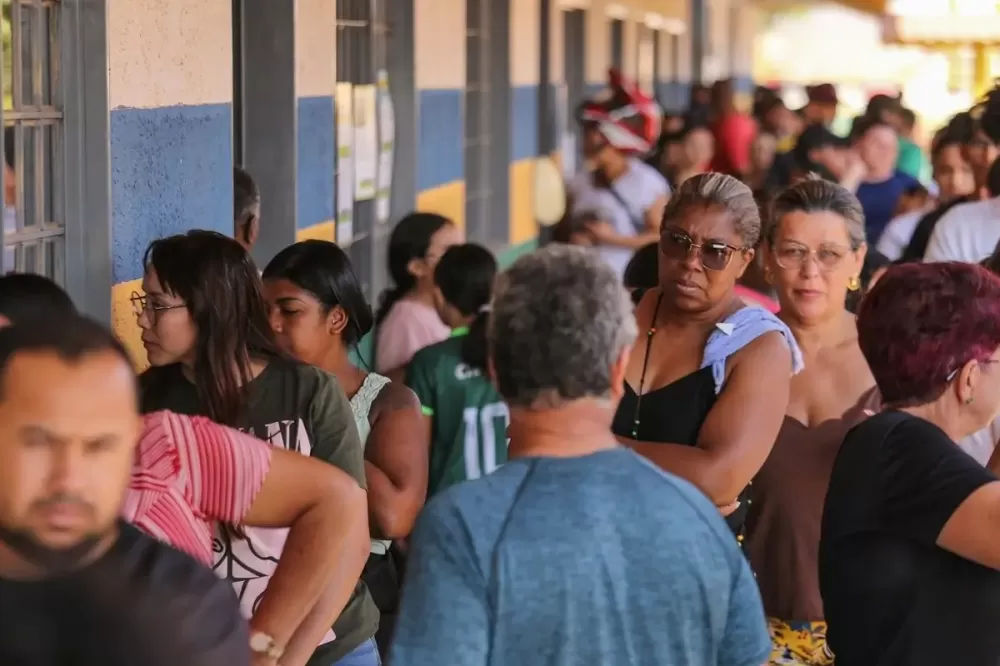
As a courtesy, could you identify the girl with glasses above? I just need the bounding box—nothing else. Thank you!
[612,172,803,546]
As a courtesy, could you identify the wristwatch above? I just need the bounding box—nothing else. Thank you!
[249,631,285,661]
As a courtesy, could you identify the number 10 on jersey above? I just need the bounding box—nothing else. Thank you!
[462,403,510,480]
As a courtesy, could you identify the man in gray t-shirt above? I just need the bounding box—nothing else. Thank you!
[390,246,769,666]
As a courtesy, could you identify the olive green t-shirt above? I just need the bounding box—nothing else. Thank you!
[138,358,379,663]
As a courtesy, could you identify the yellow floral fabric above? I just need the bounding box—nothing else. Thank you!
[767,618,834,666]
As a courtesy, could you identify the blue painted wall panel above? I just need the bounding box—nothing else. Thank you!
[297,95,336,229]
[511,85,539,161]
[417,89,463,190]
[110,103,232,284]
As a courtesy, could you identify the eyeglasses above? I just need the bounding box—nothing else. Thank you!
[772,243,850,271]
[946,358,1000,381]
[659,230,746,272]
[130,291,185,320]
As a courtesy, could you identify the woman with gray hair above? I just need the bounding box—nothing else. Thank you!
[390,244,771,666]
[613,172,803,542]
[744,178,879,665]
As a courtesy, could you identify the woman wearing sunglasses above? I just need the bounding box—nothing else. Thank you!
[744,179,879,666]
[612,172,803,544]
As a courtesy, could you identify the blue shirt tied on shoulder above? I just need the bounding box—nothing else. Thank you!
[703,306,805,395]
[389,448,771,666]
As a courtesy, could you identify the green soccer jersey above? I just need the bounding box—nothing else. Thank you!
[406,329,510,498]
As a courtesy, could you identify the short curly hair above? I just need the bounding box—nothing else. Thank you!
[489,245,637,409]
[857,261,1000,408]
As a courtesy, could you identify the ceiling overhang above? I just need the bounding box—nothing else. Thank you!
[882,13,1000,46]
[752,0,887,16]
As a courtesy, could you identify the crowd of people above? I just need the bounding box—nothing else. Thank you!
[0,72,998,666]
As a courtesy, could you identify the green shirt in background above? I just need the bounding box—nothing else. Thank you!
[138,358,379,664]
[405,330,510,498]
[897,137,926,183]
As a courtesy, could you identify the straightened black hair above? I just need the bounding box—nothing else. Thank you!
[433,244,497,373]
[375,212,453,326]
[623,242,658,292]
[262,240,373,348]
[143,230,280,425]
[0,272,76,322]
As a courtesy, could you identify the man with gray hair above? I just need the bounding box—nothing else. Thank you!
[389,245,770,666]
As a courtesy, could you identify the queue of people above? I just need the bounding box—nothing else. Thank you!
[0,75,999,666]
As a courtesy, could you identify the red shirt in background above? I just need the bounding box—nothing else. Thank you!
[711,113,756,177]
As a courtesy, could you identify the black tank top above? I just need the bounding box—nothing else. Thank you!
[612,366,750,537]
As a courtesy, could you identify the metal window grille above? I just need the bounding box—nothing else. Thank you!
[563,8,585,166]
[651,29,662,95]
[464,0,492,244]
[337,0,388,302]
[609,18,624,72]
[1,0,64,280]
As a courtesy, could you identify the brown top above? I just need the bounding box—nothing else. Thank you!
[745,387,880,621]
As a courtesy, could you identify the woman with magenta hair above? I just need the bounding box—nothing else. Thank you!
[819,261,1000,666]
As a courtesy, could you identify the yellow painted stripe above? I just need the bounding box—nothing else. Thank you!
[296,220,336,243]
[111,279,149,372]
[416,181,466,229]
[509,158,539,246]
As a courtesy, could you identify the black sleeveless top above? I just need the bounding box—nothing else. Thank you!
[612,366,750,537]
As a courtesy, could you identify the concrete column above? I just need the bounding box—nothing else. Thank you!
[107,0,233,366]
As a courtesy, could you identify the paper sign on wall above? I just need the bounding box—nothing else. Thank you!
[375,70,395,223]
[335,82,355,242]
[353,85,378,201]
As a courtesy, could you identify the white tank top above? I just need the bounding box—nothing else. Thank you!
[349,373,393,555]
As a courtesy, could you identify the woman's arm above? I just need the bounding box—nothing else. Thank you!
[586,194,669,250]
[619,332,792,504]
[365,384,429,539]
[243,448,370,666]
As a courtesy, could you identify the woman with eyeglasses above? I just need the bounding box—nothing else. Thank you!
[819,262,1000,666]
[612,172,803,543]
[743,179,880,666]
[133,231,379,666]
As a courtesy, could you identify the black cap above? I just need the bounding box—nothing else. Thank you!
[794,123,849,169]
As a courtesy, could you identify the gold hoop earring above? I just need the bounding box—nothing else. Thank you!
[847,275,861,292]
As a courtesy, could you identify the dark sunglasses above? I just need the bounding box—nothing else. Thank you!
[659,230,746,272]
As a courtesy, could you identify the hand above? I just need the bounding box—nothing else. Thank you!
[584,220,617,244]
[717,500,741,517]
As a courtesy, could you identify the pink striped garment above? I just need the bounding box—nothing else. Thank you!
[122,411,273,565]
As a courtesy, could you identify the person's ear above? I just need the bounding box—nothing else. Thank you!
[246,215,260,248]
[954,359,981,407]
[735,247,756,279]
[327,305,349,337]
[407,257,428,280]
[0,314,9,329]
[608,344,632,402]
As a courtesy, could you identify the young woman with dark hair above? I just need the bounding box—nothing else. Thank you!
[820,261,1000,666]
[134,230,379,666]
[374,212,462,381]
[262,240,427,655]
[405,244,508,499]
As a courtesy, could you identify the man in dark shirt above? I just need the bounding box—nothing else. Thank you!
[0,314,250,666]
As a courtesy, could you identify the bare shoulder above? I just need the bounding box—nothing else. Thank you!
[373,381,421,414]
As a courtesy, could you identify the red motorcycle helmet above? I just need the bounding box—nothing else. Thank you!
[577,68,662,156]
